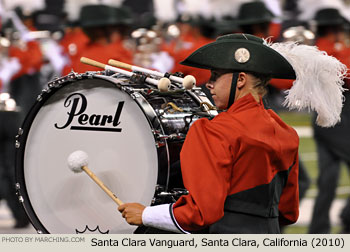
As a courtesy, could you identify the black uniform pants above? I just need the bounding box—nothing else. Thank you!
[0,111,28,225]
[309,138,350,233]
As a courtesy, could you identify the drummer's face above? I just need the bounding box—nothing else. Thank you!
[206,70,233,110]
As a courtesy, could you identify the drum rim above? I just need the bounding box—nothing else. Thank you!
[15,76,61,234]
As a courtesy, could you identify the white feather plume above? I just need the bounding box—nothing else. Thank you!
[268,41,347,127]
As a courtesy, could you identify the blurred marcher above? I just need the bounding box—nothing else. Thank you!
[160,0,213,86]
[63,4,133,74]
[237,1,281,41]
[129,28,174,73]
[0,2,29,228]
[123,0,154,30]
[60,27,89,73]
[30,8,69,82]
[236,1,292,104]
[2,7,43,123]
[0,94,29,228]
[60,0,91,75]
[164,15,213,85]
[308,7,350,234]
[0,37,21,93]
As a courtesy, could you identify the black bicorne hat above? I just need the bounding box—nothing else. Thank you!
[180,33,296,79]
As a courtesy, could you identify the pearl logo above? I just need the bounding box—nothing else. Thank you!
[54,93,124,132]
[234,48,250,63]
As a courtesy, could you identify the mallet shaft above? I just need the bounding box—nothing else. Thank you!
[81,166,124,206]
[108,59,184,84]
[80,57,159,86]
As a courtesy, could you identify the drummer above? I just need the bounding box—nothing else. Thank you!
[118,33,347,233]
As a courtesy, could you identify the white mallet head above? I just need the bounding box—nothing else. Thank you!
[182,75,196,90]
[157,77,171,92]
[68,150,89,173]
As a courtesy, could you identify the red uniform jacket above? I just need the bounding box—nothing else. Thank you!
[8,41,43,80]
[173,94,299,232]
[316,37,350,88]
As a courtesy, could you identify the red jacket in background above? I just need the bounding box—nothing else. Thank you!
[64,39,132,75]
[8,41,43,80]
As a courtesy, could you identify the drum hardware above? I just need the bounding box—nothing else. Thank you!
[108,59,196,90]
[15,136,20,149]
[200,102,217,111]
[68,150,124,206]
[14,183,24,203]
[18,195,24,203]
[46,72,78,90]
[123,88,149,94]
[152,130,186,147]
[155,132,186,141]
[130,92,143,100]
[152,186,189,204]
[184,114,195,128]
[119,85,141,96]
[164,102,184,113]
[15,184,24,205]
[129,72,150,84]
[36,94,43,102]
[127,72,170,92]
[147,89,185,97]
[41,87,52,95]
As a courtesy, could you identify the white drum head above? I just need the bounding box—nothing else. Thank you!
[22,77,158,233]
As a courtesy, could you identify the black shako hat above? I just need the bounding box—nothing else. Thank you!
[314,8,347,26]
[79,5,133,28]
[237,1,274,25]
[180,33,296,79]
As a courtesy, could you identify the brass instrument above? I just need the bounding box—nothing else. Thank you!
[282,26,315,45]
[129,28,163,69]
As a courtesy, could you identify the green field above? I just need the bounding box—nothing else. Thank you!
[279,111,350,234]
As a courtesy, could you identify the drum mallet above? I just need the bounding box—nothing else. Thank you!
[108,59,196,90]
[80,57,170,92]
[67,150,124,206]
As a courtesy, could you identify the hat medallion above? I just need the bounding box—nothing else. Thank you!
[234,48,250,63]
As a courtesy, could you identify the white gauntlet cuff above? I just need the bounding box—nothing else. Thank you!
[142,204,189,234]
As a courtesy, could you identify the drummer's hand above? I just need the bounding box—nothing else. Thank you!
[118,203,146,226]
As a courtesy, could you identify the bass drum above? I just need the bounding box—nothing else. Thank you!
[15,72,216,234]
